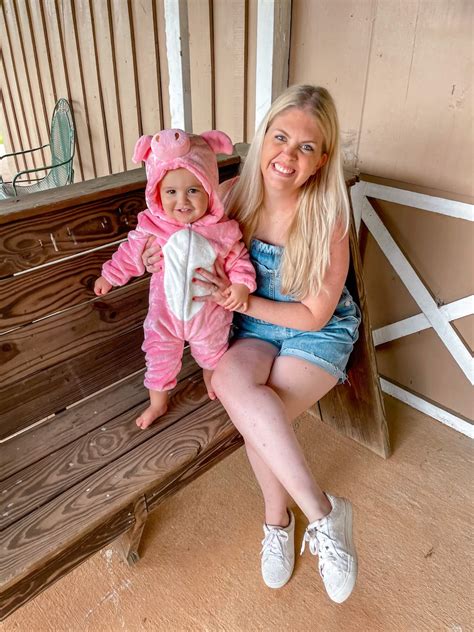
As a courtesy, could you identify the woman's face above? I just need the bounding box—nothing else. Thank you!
[260,107,328,196]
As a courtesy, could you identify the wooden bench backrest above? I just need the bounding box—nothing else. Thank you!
[0,157,241,443]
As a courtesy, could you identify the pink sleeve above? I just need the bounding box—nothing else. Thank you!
[224,240,257,292]
[101,228,148,286]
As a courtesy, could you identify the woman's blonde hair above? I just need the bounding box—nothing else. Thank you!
[226,84,350,299]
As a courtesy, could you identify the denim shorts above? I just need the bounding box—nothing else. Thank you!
[232,239,362,384]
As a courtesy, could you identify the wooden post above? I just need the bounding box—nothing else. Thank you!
[116,495,149,566]
[314,179,391,458]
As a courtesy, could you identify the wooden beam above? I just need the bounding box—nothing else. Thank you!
[255,0,291,129]
[373,295,474,347]
[362,199,473,384]
[381,378,474,439]
[163,0,192,130]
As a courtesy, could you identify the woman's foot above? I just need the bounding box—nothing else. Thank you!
[136,390,169,429]
[203,369,217,400]
[261,509,295,589]
[300,494,357,603]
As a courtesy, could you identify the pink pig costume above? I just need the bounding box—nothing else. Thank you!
[100,129,257,392]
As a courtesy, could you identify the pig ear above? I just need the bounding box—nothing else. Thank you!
[132,135,153,163]
[201,130,234,155]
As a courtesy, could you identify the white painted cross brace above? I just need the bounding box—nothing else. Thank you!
[361,198,473,385]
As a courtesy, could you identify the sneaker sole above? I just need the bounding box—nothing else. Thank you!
[329,499,358,604]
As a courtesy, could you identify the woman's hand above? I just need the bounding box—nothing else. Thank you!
[142,236,163,273]
[192,259,231,306]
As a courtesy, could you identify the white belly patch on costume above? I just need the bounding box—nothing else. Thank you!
[162,228,217,322]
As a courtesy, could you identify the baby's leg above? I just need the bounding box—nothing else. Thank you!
[189,314,230,401]
[136,389,169,429]
[202,369,216,400]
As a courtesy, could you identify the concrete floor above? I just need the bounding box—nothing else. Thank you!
[3,395,472,632]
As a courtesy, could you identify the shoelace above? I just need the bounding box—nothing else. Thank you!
[261,528,289,563]
[300,526,339,578]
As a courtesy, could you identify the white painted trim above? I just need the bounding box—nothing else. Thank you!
[363,182,473,221]
[255,0,291,131]
[362,199,473,384]
[164,0,192,130]
[255,0,275,130]
[373,295,474,346]
[380,378,474,439]
[350,180,367,235]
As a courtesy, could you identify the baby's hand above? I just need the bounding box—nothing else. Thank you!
[222,283,250,312]
[94,276,113,296]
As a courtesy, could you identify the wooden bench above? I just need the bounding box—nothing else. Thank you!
[0,154,388,620]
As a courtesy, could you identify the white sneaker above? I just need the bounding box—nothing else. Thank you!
[300,494,357,603]
[261,509,295,589]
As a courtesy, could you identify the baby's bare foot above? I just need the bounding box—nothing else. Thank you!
[136,403,168,430]
[202,369,217,400]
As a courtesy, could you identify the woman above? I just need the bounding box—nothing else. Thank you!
[143,85,361,603]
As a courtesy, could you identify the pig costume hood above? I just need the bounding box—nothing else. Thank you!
[132,129,234,224]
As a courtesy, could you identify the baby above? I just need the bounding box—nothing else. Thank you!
[95,129,256,429]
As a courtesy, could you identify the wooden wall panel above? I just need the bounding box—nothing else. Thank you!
[73,0,109,178]
[131,0,163,135]
[213,0,247,143]
[1,2,38,173]
[289,0,375,168]
[110,0,140,170]
[357,0,473,196]
[245,0,258,142]
[91,1,125,174]
[188,0,213,132]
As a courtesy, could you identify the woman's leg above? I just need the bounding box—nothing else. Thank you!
[212,340,337,523]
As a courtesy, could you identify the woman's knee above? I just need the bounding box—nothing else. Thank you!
[211,340,276,399]
[211,352,244,399]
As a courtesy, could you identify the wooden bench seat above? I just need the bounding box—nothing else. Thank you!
[0,153,388,620]
[1,356,242,618]
[0,157,244,620]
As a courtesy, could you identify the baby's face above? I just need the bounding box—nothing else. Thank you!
[159,168,209,224]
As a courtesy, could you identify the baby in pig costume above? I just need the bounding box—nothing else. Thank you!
[94,129,256,429]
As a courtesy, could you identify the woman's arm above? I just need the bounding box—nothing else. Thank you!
[237,229,350,331]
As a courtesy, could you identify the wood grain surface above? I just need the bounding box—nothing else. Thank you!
[0,401,241,619]
[0,281,148,389]
[0,245,142,332]
[0,326,145,440]
[0,190,145,278]
[0,349,197,481]
[0,378,210,530]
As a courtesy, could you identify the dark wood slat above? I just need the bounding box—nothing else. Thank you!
[0,280,148,390]
[0,400,235,588]
[0,347,198,480]
[0,245,141,332]
[146,426,243,513]
[0,155,241,224]
[0,190,145,278]
[0,420,242,622]
[0,506,135,621]
[0,378,210,530]
[0,327,145,440]
[0,155,241,278]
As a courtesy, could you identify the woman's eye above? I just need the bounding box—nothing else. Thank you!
[275,134,286,142]
[301,144,314,152]
[188,188,198,194]
[165,189,175,195]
